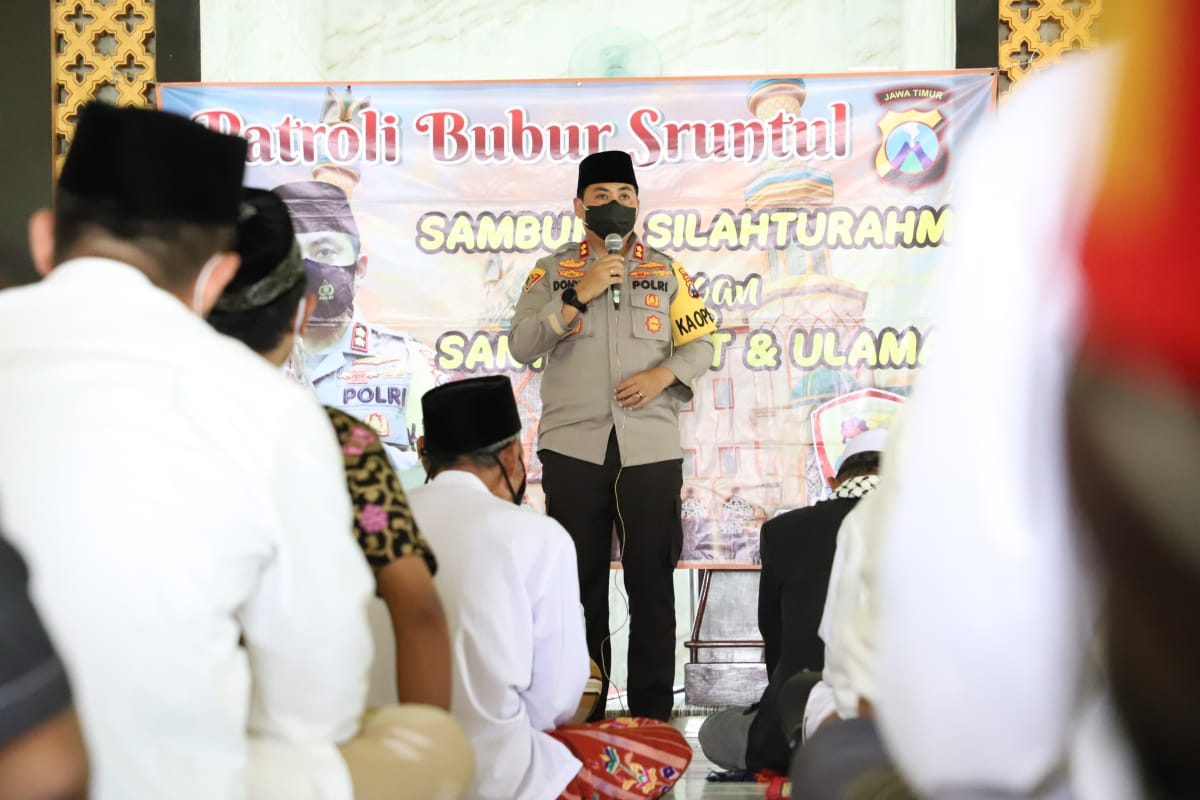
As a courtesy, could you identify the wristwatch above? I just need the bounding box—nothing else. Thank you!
[562,287,588,313]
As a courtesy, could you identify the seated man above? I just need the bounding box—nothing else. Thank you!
[0,532,88,800]
[209,187,453,711]
[698,428,886,774]
[0,103,468,800]
[410,376,692,800]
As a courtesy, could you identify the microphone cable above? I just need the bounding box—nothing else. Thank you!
[599,241,632,717]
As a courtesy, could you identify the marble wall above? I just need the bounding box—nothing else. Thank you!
[201,0,955,83]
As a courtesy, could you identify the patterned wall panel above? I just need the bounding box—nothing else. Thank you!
[52,0,156,175]
[999,0,1102,93]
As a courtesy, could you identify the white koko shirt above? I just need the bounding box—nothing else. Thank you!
[407,470,590,800]
[817,489,887,720]
[0,259,374,800]
[874,52,1127,798]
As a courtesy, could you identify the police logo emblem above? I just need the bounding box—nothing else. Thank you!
[365,412,390,437]
[645,293,660,308]
[523,267,546,293]
[877,110,941,177]
[318,280,336,301]
[873,87,949,189]
[645,315,663,334]
[675,263,701,299]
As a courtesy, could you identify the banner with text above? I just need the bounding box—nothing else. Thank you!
[160,71,995,564]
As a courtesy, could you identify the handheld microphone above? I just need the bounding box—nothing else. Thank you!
[605,233,623,310]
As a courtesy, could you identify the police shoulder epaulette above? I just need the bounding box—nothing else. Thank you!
[534,247,566,269]
[638,246,675,274]
[366,321,412,343]
[644,244,674,264]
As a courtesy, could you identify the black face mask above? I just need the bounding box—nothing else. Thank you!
[584,200,637,239]
[497,455,527,506]
[304,258,356,325]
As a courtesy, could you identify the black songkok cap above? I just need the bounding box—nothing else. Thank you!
[214,188,305,312]
[58,102,246,225]
[576,150,638,197]
[272,180,360,238]
[422,376,522,458]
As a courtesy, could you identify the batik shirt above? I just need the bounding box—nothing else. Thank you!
[325,406,437,576]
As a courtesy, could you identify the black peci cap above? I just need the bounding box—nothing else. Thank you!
[58,102,246,226]
[421,376,522,458]
[272,180,360,238]
[576,150,638,197]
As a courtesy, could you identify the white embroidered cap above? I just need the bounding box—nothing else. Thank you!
[838,427,888,468]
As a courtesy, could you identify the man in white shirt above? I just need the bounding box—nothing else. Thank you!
[872,51,1139,800]
[409,376,691,800]
[813,432,891,729]
[0,102,462,800]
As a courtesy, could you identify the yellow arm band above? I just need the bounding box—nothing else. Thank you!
[669,261,718,346]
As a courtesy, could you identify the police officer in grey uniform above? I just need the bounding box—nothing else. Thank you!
[274,181,437,473]
[510,151,714,721]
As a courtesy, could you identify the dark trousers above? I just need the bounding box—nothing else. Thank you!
[540,429,683,721]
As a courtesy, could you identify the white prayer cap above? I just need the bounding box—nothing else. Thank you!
[837,427,888,470]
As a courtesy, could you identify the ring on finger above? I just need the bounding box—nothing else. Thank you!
[610,270,617,277]
[635,391,644,399]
